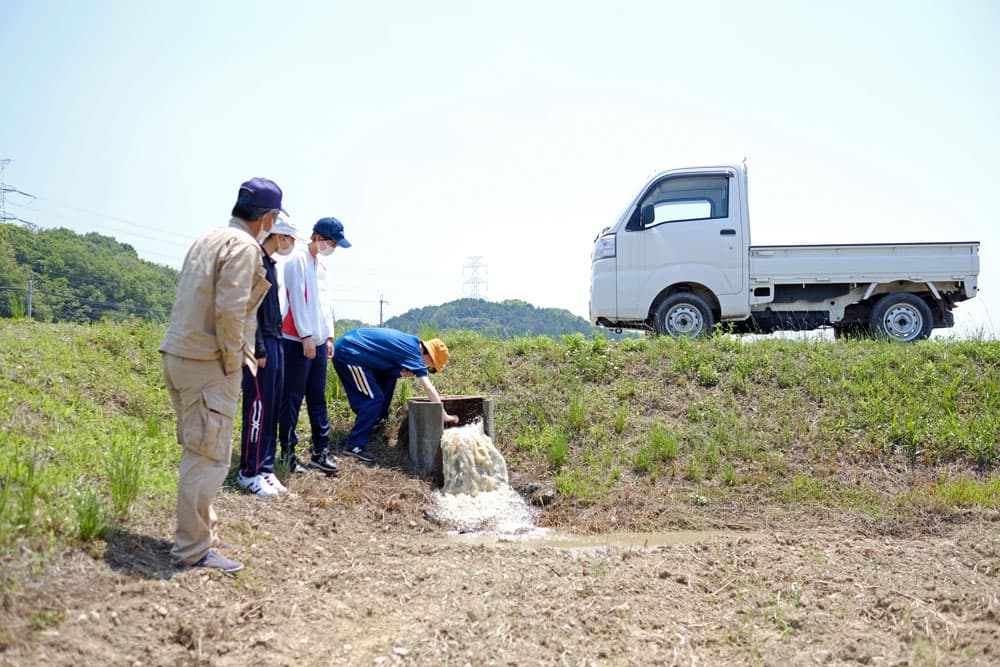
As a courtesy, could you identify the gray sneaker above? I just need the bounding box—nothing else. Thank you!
[345,446,376,464]
[193,550,243,573]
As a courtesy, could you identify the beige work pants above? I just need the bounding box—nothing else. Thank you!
[162,353,241,565]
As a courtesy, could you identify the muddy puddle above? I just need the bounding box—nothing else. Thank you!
[434,529,755,554]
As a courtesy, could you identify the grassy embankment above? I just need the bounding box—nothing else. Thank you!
[1,318,998,556]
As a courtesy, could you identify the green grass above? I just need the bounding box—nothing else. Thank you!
[2,320,1000,553]
[0,319,178,549]
[107,434,144,519]
[930,474,1000,508]
[632,423,679,476]
[72,490,106,541]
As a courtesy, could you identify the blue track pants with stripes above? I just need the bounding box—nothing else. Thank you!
[332,359,398,449]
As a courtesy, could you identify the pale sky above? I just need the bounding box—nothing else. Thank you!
[2,0,997,336]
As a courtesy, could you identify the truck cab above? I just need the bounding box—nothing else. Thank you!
[591,165,751,333]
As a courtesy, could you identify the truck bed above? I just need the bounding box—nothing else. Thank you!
[749,242,980,299]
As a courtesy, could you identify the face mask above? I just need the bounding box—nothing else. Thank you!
[318,242,336,257]
[258,211,279,243]
[276,239,294,256]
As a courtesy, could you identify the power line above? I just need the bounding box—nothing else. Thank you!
[0,159,36,226]
[8,199,190,251]
[0,283,161,317]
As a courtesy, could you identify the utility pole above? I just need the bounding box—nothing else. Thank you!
[379,294,388,327]
[463,256,488,299]
[27,279,33,319]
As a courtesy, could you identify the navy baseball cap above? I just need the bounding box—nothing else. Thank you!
[238,177,288,215]
[312,217,351,247]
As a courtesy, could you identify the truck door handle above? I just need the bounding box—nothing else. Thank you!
[720,229,736,236]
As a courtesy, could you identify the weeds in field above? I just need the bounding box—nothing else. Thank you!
[567,395,586,432]
[633,423,678,476]
[481,349,505,387]
[613,406,628,434]
[615,381,635,400]
[539,427,568,470]
[72,490,106,541]
[553,469,602,502]
[395,378,413,408]
[563,333,613,381]
[0,449,40,538]
[7,293,26,319]
[930,474,1000,509]
[684,457,706,482]
[28,609,65,631]
[107,435,144,519]
[417,323,439,341]
[697,363,720,388]
[2,319,1000,554]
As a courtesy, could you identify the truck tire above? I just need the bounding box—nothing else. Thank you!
[869,293,933,342]
[652,293,714,338]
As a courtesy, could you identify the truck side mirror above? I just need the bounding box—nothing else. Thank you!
[640,204,655,226]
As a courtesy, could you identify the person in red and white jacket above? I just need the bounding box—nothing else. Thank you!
[277,217,350,476]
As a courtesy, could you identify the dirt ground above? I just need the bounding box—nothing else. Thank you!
[2,456,999,667]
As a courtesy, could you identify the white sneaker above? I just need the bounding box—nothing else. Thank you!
[237,472,279,497]
[261,472,288,495]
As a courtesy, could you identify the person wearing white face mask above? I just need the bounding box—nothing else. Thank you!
[159,177,286,573]
[236,216,301,498]
[278,216,352,476]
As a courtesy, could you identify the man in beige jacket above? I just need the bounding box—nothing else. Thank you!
[159,177,285,573]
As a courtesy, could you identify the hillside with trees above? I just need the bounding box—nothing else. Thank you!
[384,297,623,339]
[0,223,178,322]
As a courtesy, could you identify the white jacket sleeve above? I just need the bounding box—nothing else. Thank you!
[283,252,315,339]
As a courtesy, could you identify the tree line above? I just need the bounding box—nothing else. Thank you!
[384,298,627,339]
[0,223,179,322]
[0,224,623,338]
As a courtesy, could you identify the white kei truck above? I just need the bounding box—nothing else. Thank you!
[589,165,980,341]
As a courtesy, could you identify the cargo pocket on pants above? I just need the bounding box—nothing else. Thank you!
[194,387,238,463]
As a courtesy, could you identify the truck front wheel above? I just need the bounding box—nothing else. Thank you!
[869,293,933,342]
[652,294,715,338]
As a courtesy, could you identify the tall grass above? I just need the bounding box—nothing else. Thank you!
[107,435,144,519]
[0,319,177,551]
[633,423,679,476]
[7,293,26,319]
[0,449,40,538]
[72,490,106,541]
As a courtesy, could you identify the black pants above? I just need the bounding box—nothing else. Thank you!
[278,338,330,458]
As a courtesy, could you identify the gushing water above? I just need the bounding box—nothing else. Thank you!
[431,422,536,534]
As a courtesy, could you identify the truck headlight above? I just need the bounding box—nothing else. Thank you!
[592,235,616,261]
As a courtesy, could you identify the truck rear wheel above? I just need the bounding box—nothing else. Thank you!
[869,293,933,342]
[652,294,714,338]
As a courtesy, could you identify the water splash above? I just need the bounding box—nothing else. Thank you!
[431,422,536,534]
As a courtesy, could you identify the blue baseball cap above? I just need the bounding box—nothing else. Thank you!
[238,177,288,215]
[312,217,351,248]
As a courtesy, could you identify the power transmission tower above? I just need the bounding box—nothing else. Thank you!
[0,159,36,225]
[463,256,488,299]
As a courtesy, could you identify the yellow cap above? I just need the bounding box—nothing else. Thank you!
[423,338,449,371]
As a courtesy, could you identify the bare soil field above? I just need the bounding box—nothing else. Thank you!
[2,455,998,667]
